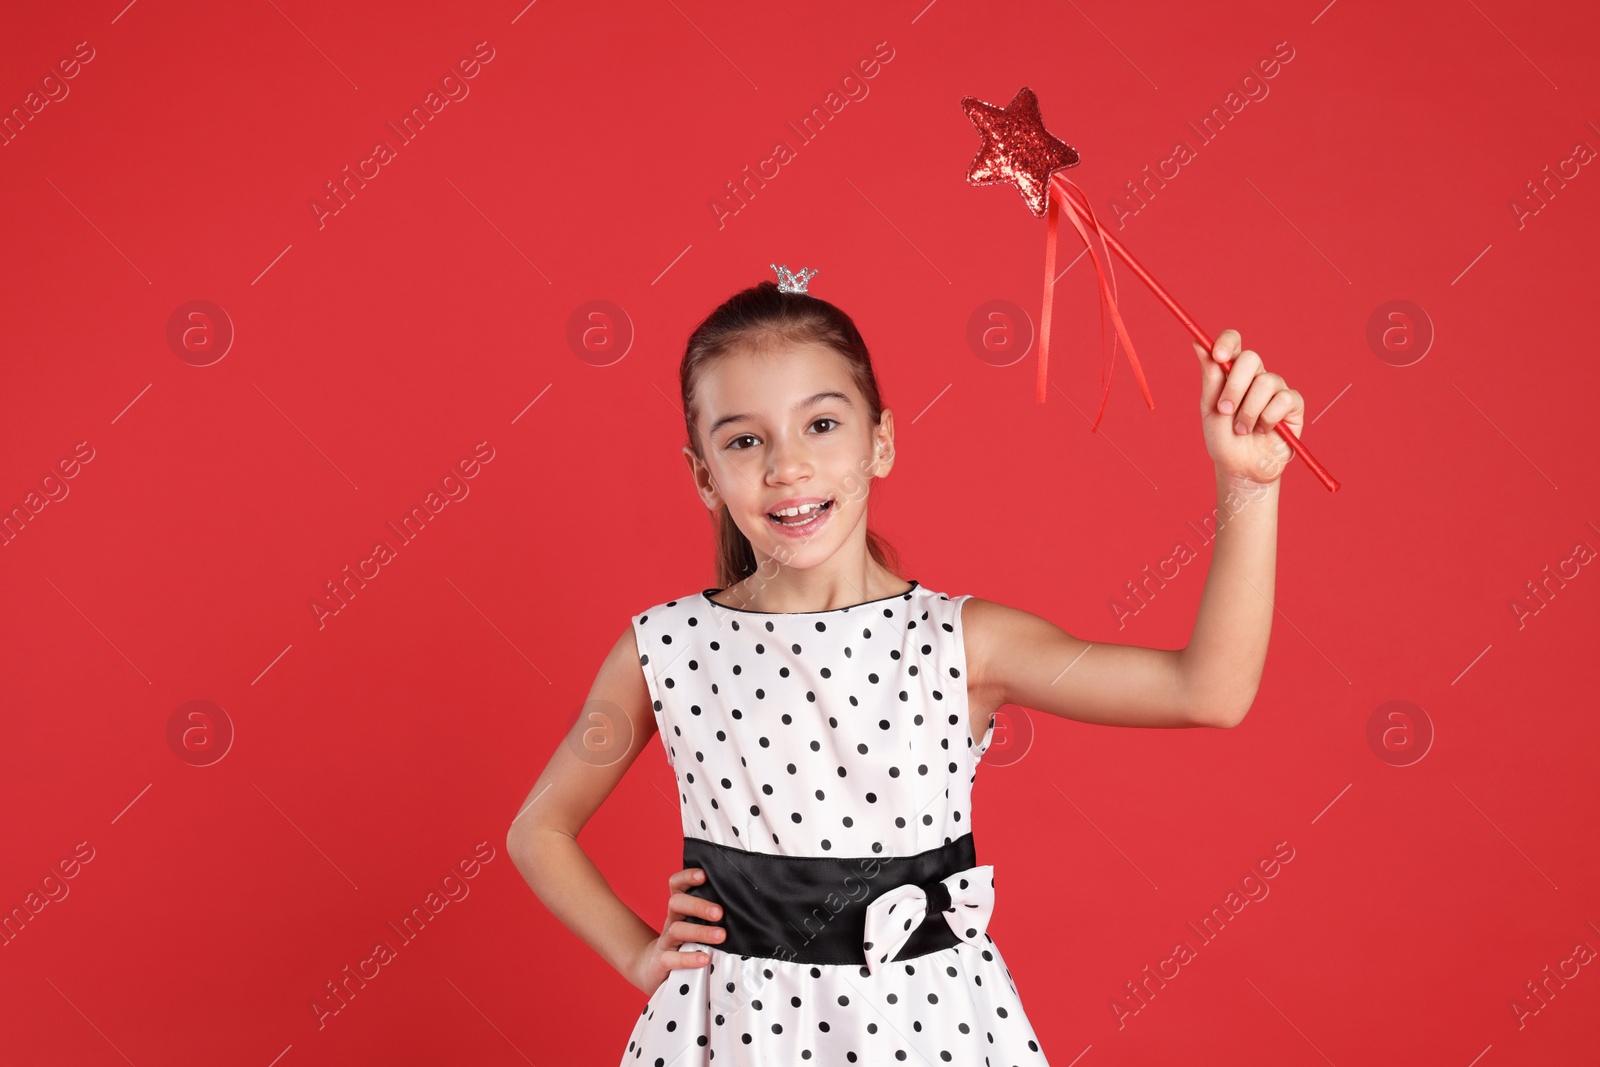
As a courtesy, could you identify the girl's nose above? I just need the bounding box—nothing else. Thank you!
[766,439,813,478]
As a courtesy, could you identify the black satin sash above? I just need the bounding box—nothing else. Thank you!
[680,832,977,966]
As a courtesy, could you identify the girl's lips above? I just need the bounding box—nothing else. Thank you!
[766,499,834,538]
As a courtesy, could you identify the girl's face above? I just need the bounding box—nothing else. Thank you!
[686,341,894,570]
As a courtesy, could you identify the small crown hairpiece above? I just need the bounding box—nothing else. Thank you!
[771,263,818,295]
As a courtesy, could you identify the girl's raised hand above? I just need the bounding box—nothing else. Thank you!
[1194,329,1305,487]
[626,866,725,995]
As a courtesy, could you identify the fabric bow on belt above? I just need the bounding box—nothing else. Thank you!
[861,864,996,976]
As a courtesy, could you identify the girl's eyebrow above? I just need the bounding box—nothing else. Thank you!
[708,391,854,438]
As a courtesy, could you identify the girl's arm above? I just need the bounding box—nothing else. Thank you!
[966,329,1302,731]
[505,626,663,980]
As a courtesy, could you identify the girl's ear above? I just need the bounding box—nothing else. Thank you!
[870,410,896,477]
[683,446,721,510]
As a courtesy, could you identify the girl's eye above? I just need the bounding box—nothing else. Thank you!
[724,418,839,451]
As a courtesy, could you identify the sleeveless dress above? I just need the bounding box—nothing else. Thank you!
[620,579,1052,1065]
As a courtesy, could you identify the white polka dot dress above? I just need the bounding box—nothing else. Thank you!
[621,580,1051,1065]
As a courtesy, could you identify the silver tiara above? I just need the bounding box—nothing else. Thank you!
[771,264,818,294]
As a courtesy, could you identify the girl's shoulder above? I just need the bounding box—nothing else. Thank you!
[629,589,713,652]
[630,588,709,622]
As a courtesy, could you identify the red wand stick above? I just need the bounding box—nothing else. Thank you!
[962,87,1341,493]
[1049,174,1341,493]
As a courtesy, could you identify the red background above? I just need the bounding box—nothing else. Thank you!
[2,0,1597,1063]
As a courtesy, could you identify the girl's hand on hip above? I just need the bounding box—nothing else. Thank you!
[1195,329,1304,486]
[626,866,725,995]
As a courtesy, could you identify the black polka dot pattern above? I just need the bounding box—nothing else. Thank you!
[620,583,1045,1063]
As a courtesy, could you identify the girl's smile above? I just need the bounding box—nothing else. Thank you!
[765,496,835,535]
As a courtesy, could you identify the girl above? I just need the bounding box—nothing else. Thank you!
[507,269,1301,1064]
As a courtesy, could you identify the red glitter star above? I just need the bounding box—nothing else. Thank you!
[961,87,1080,218]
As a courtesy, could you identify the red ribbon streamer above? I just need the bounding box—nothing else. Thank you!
[1038,172,1342,493]
[1037,174,1155,429]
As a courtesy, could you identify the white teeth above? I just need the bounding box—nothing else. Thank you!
[768,500,832,526]
[771,501,828,518]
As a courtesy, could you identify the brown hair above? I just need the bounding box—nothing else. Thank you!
[680,279,902,591]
